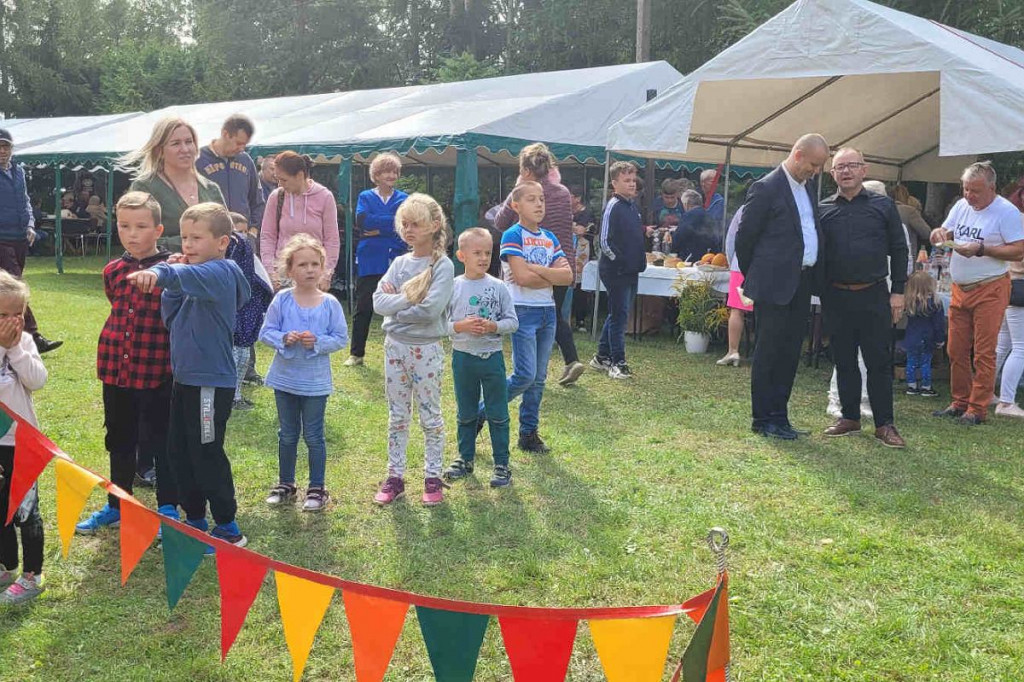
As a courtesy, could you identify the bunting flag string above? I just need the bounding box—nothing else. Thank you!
[0,401,730,681]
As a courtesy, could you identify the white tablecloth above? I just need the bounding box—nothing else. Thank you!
[581,262,730,297]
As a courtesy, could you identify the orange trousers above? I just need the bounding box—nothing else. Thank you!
[948,275,1010,419]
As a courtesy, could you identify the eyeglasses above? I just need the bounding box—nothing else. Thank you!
[832,163,866,172]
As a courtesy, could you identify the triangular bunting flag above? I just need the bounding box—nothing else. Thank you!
[590,615,677,682]
[54,458,104,558]
[217,549,268,661]
[341,591,409,682]
[0,407,12,439]
[161,522,208,610]
[679,576,729,682]
[275,570,335,682]
[119,498,160,585]
[416,606,490,682]
[5,423,55,525]
[499,616,578,682]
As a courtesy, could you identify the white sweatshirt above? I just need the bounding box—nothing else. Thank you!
[0,332,47,447]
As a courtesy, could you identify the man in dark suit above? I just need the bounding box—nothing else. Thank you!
[736,134,830,439]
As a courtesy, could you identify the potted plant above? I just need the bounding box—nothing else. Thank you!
[673,276,728,353]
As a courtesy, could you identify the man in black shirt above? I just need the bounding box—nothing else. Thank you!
[819,147,908,448]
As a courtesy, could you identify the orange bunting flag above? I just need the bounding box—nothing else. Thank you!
[5,422,56,525]
[118,497,160,585]
[499,616,578,682]
[275,570,335,682]
[590,615,677,682]
[341,591,409,682]
[217,549,269,661]
[54,458,104,558]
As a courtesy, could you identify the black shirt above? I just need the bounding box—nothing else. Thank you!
[820,188,909,294]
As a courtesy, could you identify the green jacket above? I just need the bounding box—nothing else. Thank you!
[130,173,226,239]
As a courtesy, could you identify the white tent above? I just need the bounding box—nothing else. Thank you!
[18,62,682,167]
[2,113,143,154]
[606,0,1024,182]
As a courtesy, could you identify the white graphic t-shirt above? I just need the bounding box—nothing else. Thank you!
[499,223,565,307]
[944,196,1024,285]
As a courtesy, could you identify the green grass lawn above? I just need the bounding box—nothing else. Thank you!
[2,255,1023,681]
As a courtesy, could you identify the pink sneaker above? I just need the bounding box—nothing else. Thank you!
[0,574,43,604]
[422,477,447,506]
[374,476,405,505]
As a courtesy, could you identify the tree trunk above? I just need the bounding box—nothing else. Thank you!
[924,181,951,226]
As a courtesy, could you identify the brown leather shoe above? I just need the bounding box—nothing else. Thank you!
[824,418,861,437]
[874,424,906,448]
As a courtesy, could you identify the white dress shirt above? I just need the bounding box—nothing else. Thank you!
[781,164,817,267]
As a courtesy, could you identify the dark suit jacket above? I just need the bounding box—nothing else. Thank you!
[735,166,824,305]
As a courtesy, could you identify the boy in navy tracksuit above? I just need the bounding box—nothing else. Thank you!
[592,161,647,379]
[128,203,251,549]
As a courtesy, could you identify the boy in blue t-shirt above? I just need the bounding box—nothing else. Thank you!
[128,203,251,549]
[496,181,573,453]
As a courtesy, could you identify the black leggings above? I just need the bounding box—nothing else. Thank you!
[552,286,580,365]
[349,275,383,358]
[0,445,44,575]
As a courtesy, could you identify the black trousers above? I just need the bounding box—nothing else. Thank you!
[552,285,579,365]
[751,269,813,429]
[571,286,591,327]
[103,382,175,509]
[825,282,894,428]
[0,445,44,574]
[168,383,237,525]
[0,239,38,334]
[350,274,383,358]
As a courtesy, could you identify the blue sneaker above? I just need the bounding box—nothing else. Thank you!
[75,504,121,535]
[210,521,247,550]
[155,505,180,541]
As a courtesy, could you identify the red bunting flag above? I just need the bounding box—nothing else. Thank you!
[217,548,268,661]
[341,591,409,682]
[499,616,578,682]
[5,422,56,525]
[118,497,160,585]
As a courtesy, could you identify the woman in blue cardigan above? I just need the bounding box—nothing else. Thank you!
[345,153,408,366]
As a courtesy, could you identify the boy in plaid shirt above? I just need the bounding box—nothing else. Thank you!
[76,192,179,534]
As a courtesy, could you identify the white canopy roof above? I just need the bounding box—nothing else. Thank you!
[2,113,142,151]
[607,0,1024,181]
[18,62,682,166]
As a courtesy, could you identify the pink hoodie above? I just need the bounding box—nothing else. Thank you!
[260,180,340,276]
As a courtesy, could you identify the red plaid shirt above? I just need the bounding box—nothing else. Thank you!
[97,251,172,389]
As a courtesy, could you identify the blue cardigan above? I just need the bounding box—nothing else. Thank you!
[355,188,408,277]
[903,299,946,352]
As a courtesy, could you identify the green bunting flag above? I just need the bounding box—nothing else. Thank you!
[161,523,209,610]
[680,577,729,682]
[416,606,490,682]
[0,407,12,439]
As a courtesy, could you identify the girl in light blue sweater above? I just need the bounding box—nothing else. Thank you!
[259,234,348,511]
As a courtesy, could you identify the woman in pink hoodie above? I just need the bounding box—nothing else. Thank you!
[260,151,340,290]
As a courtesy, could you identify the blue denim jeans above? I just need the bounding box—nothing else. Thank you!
[905,348,932,389]
[274,391,329,488]
[506,305,557,434]
[598,272,638,365]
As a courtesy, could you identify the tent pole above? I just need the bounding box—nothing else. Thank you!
[345,159,355,313]
[105,165,114,261]
[54,166,63,275]
[591,151,611,340]
[722,146,732,250]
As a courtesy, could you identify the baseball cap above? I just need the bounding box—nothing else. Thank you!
[0,129,11,144]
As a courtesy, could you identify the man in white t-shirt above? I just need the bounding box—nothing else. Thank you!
[930,161,1024,425]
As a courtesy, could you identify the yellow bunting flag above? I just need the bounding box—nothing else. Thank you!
[275,570,335,682]
[590,615,677,682]
[55,458,104,558]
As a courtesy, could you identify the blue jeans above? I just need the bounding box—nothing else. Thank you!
[905,348,933,389]
[274,391,329,488]
[504,305,556,434]
[598,272,638,365]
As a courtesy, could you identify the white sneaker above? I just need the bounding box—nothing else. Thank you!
[995,402,1024,419]
[607,363,633,380]
[343,355,364,367]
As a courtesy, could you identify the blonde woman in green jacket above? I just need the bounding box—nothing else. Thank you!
[121,117,225,250]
